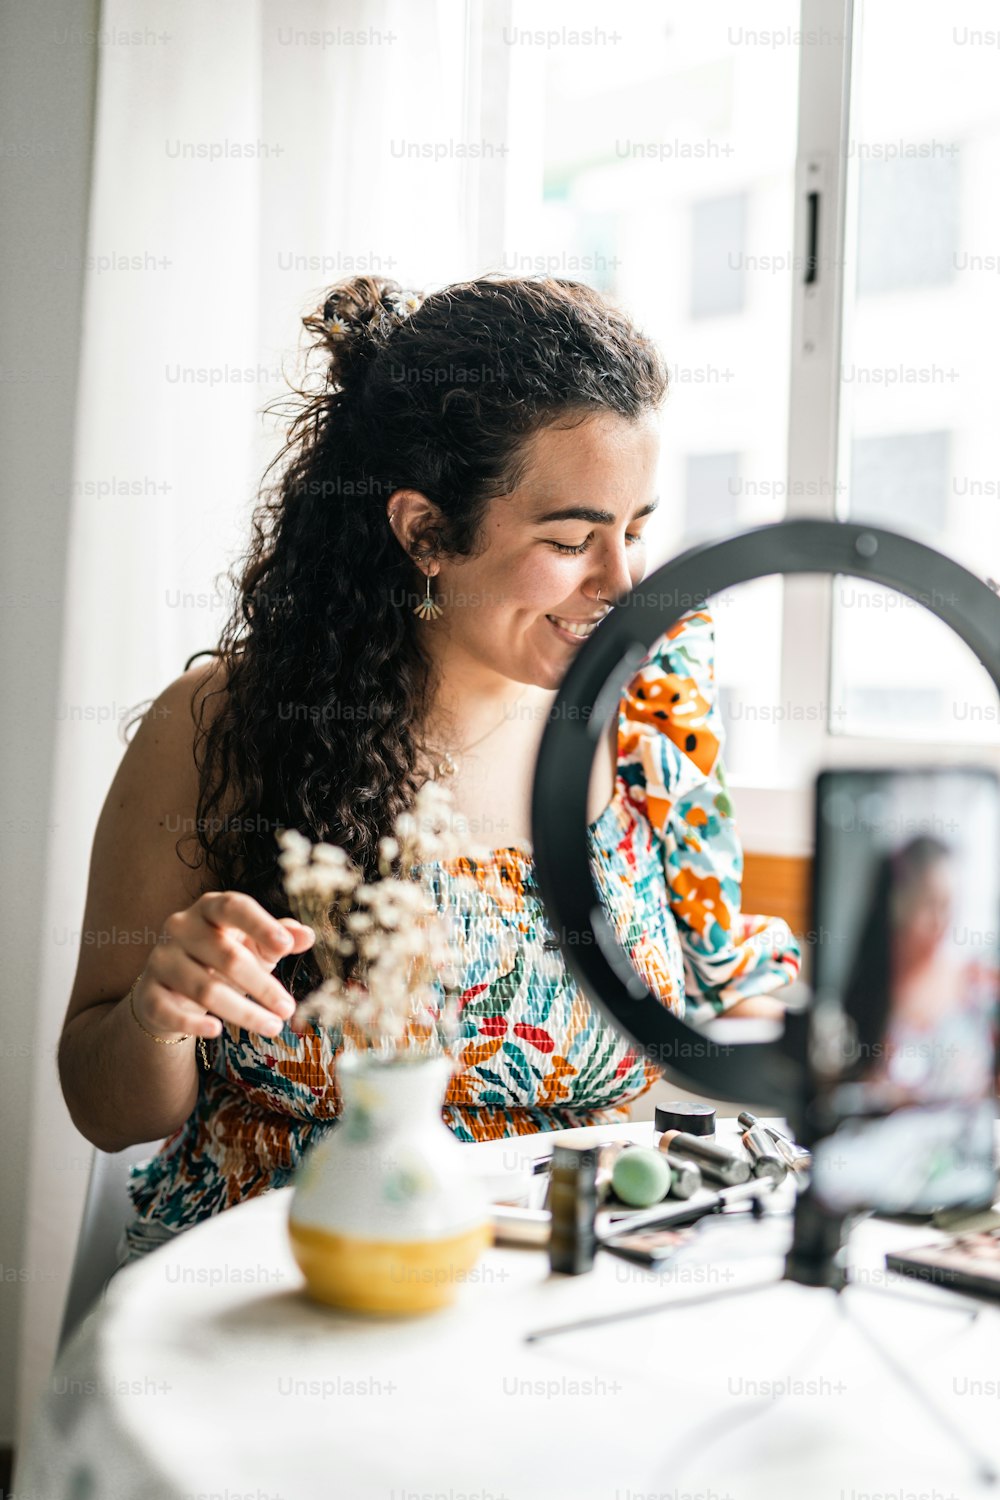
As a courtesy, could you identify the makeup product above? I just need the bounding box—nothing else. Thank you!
[655,1129,751,1185]
[599,1226,695,1267]
[662,1152,702,1199]
[738,1110,797,1144]
[548,1144,599,1275]
[596,1177,773,1242]
[610,1147,671,1208]
[533,1140,627,1211]
[740,1111,774,1134]
[529,1138,629,1178]
[765,1129,811,1175]
[738,1111,810,1176]
[739,1121,786,1182]
[491,1206,550,1248]
[654,1101,716,1137]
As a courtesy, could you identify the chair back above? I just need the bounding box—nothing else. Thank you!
[56,1140,163,1358]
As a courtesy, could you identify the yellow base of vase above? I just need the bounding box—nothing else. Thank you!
[289,1218,493,1313]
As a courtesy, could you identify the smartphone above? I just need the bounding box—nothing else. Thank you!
[808,767,1000,1217]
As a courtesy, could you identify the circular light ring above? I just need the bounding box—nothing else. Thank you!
[531,519,1000,1112]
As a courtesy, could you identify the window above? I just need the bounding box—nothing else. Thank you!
[855,153,960,296]
[831,0,1000,747]
[490,0,1000,798]
[690,194,747,318]
[683,451,742,542]
[510,0,801,783]
[848,431,951,536]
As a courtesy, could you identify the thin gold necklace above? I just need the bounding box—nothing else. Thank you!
[430,687,529,779]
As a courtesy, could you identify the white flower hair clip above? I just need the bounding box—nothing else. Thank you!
[388,290,423,318]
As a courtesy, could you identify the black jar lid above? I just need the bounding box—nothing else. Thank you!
[654,1101,717,1136]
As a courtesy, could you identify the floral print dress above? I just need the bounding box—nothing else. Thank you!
[121,610,800,1261]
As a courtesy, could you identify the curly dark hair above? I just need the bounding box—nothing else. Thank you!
[181,273,668,995]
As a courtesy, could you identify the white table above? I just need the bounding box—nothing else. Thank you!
[16,1120,1000,1500]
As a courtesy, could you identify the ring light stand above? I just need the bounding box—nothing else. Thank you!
[529,518,1000,1481]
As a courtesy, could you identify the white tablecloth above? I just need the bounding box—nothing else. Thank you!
[16,1120,1000,1499]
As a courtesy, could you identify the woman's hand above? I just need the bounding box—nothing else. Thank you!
[130,891,315,1042]
[722,993,786,1020]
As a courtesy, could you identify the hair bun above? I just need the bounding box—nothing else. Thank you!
[304,275,422,397]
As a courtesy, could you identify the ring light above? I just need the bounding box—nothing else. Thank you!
[530,518,1000,1120]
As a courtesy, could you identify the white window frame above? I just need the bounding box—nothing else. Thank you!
[470,0,1000,854]
[734,0,1000,854]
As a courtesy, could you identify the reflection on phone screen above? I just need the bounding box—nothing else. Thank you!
[810,769,1000,1216]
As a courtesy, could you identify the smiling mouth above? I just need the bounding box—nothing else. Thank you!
[545,613,607,640]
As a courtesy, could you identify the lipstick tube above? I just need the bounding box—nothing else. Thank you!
[740,1123,787,1182]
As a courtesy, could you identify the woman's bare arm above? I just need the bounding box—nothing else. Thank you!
[57,661,305,1152]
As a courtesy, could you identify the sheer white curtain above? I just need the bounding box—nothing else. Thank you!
[16,0,495,1446]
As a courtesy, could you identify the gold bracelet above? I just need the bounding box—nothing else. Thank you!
[127,976,211,1070]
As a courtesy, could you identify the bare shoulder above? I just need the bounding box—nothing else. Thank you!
[113,656,231,841]
[138,653,230,750]
[63,655,233,1022]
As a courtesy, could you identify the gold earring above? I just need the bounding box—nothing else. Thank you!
[413,571,444,620]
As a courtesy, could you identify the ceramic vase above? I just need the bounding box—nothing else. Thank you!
[288,1048,492,1313]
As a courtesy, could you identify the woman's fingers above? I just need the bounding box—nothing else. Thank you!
[279,918,316,949]
[195,891,296,967]
[164,893,302,1003]
[242,916,316,970]
[146,945,289,1038]
[180,922,295,1019]
[146,894,318,1043]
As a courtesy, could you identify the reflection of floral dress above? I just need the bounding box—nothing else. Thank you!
[122,610,800,1261]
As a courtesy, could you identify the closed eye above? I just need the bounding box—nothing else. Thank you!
[547,533,646,555]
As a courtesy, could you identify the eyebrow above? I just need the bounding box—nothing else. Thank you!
[532,497,660,526]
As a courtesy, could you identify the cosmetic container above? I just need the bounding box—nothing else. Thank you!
[655,1129,751,1185]
[653,1101,716,1137]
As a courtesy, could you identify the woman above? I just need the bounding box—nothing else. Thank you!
[843,836,997,1104]
[57,275,800,1261]
[813,835,998,1214]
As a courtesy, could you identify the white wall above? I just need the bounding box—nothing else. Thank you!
[0,0,100,1454]
[6,0,493,1461]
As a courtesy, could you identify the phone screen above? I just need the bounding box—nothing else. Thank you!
[809,768,1000,1216]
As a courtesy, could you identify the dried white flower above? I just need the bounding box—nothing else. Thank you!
[276,828,313,868]
[276,781,477,1058]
